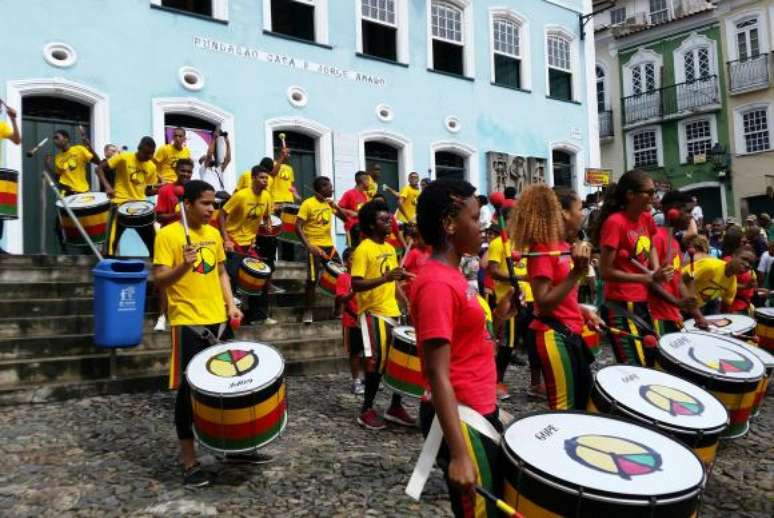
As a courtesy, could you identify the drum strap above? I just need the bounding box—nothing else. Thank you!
[359,313,398,358]
[188,323,228,346]
[605,301,657,335]
[405,405,500,501]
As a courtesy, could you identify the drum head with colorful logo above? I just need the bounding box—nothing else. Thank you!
[393,326,416,344]
[242,257,272,275]
[56,192,109,209]
[186,342,284,397]
[659,332,764,381]
[683,314,755,335]
[689,331,774,370]
[503,412,704,499]
[117,200,155,216]
[595,365,727,432]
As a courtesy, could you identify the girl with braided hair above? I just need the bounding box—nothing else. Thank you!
[509,185,601,410]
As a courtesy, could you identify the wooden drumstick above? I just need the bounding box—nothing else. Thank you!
[474,486,523,518]
[278,132,287,149]
[174,185,191,246]
[399,238,413,268]
[382,184,401,197]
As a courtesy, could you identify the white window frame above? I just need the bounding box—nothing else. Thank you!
[426,0,475,78]
[429,140,479,189]
[623,48,663,97]
[678,115,717,164]
[544,25,580,102]
[673,32,718,84]
[610,6,626,26]
[151,0,229,21]
[263,0,329,45]
[488,8,531,90]
[627,126,664,169]
[355,0,409,64]
[724,8,769,61]
[595,62,610,111]
[733,103,772,156]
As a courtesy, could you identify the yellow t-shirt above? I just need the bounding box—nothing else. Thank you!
[0,122,11,140]
[351,238,400,317]
[269,164,295,204]
[107,151,158,204]
[685,256,737,308]
[54,144,93,193]
[153,222,226,326]
[153,144,190,183]
[236,170,273,194]
[488,236,533,303]
[397,185,420,223]
[297,196,334,247]
[365,175,378,199]
[222,188,272,246]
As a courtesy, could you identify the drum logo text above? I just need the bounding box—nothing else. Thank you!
[534,425,558,441]
[621,373,639,384]
[640,384,705,417]
[565,435,662,480]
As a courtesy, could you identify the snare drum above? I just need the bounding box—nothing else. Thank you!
[279,204,300,243]
[116,200,156,228]
[186,342,287,453]
[754,307,774,352]
[384,326,423,398]
[259,214,282,238]
[683,313,755,337]
[502,412,705,517]
[56,192,111,246]
[656,332,765,439]
[579,304,601,358]
[236,257,272,296]
[0,168,19,220]
[588,365,727,470]
[319,261,345,296]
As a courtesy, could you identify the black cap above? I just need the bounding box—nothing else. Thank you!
[257,157,275,172]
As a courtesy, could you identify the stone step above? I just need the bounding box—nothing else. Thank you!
[0,310,340,339]
[0,330,342,361]
[0,334,343,389]
[0,254,101,267]
[0,355,349,406]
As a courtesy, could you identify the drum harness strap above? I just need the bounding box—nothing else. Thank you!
[405,405,501,501]
[188,323,229,346]
[604,301,658,336]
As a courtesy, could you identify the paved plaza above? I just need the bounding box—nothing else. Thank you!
[1,358,772,517]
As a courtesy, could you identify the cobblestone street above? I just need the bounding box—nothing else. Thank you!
[1,357,772,517]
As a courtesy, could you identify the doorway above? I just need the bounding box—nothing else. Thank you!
[364,141,399,211]
[21,96,91,254]
[273,131,316,200]
[552,149,573,188]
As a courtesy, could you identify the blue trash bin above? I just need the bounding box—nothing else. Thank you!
[93,259,148,348]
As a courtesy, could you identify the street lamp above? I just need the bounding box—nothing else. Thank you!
[708,143,731,178]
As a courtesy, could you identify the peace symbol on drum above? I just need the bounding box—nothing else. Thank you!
[206,348,259,378]
[564,434,662,480]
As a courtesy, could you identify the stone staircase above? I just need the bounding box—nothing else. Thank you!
[0,255,346,405]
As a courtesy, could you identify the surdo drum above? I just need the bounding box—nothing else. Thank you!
[116,200,156,228]
[384,326,423,398]
[278,204,300,243]
[56,192,111,245]
[236,257,272,296]
[319,261,346,296]
[501,412,706,517]
[588,365,727,470]
[0,168,19,220]
[186,342,287,453]
[754,308,774,352]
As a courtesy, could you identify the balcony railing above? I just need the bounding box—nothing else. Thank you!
[728,54,770,93]
[622,75,720,126]
[599,110,614,138]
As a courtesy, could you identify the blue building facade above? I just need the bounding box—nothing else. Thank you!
[0,0,597,254]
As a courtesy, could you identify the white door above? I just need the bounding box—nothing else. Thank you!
[627,62,659,124]
[679,47,715,111]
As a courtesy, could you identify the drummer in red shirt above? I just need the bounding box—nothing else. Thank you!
[338,171,371,248]
[153,159,194,332]
[648,190,697,335]
[721,226,757,315]
[335,248,364,395]
[591,170,672,366]
[411,178,516,517]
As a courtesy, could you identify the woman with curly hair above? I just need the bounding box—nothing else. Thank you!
[590,170,671,366]
[509,185,601,410]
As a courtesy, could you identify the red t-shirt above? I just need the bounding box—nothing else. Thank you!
[156,183,180,227]
[402,246,431,298]
[723,256,754,312]
[411,260,497,415]
[527,242,584,334]
[338,188,369,231]
[335,272,359,328]
[600,211,656,302]
[648,227,682,322]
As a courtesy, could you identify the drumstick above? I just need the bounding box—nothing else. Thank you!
[399,238,413,268]
[174,185,191,246]
[279,132,287,149]
[511,245,598,261]
[604,325,658,347]
[474,486,523,518]
[382,184,401,197]
[26,137,49,158]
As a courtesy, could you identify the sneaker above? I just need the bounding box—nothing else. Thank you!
[263,317,278,326]
[357,409,386,430]
[496,383,510,401]
[384,404,416,427]
[268,285,286,295]
[182,463,211,487]
[153,314,167,332]
[351,378,365,395]
[302,310,313,324]
[225,452,274,465]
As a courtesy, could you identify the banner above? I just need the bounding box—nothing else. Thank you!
[584,168,612,187]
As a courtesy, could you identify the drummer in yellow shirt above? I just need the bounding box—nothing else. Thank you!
[364,163,380,199]
[220,164,275,325]
[295,176,347,324]
[0,103,21,254]
[487,217,540,400]
[97,136,161,256]
[153,179,244,487]
[396,171,420,225]
[46,128,101,195]
[153,127,191,184]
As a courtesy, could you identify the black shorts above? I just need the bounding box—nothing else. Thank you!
[347,326,364,357]
[307,246,339,283]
